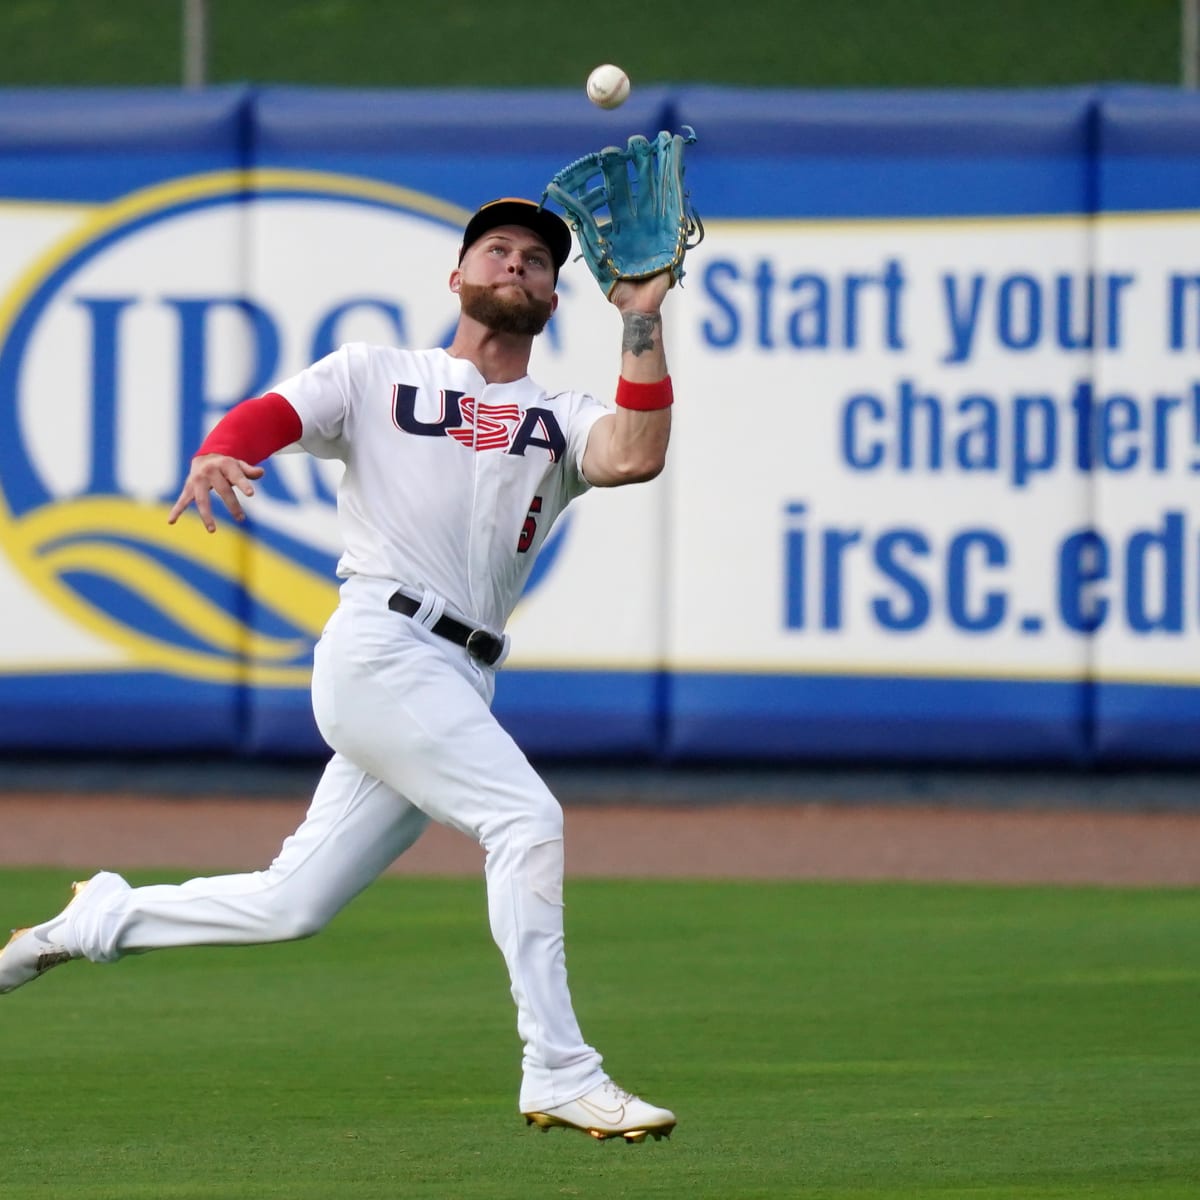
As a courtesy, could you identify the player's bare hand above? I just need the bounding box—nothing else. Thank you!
[610,271,671,314]
[167,454,265,533]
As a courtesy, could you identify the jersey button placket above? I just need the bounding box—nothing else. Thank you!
[465,380,485,621]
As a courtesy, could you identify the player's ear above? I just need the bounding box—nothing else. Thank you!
[550,291,559,314]
[449,268,462,294]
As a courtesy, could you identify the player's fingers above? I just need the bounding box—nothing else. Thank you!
[168,482,215,531]
[223,460,263,499]
[191,484,219,533]
[166,490,189,525]
[167,456,258,532]
[209,476,247,523]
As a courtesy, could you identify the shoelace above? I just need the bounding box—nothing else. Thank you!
[600,1080,636,1104]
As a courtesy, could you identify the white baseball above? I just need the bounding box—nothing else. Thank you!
[586,64,631,110]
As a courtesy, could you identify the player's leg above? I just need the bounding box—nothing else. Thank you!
[0,754,426,988]
[311,584,613,1114]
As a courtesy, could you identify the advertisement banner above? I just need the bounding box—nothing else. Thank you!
[0,86,1195,763]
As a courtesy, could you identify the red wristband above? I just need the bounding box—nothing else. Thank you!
[196,392,303,464]
[615,375,673,412]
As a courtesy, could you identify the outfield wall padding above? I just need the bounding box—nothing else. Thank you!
[0,85,1196,765]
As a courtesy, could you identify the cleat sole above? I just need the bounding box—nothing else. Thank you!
[524,1111,675,1143]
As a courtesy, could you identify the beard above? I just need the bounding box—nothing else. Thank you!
[459,281,553,336]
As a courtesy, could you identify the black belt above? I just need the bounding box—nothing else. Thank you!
[387,590,504,666]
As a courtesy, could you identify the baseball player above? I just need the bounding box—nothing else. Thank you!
[0,198,677,1143]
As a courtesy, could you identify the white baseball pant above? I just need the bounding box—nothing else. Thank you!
[58,574,606,1111]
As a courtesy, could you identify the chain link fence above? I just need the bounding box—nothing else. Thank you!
[1,1,1193,90]
[785,0,1183,88]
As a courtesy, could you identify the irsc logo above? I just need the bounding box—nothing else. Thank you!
[0,170,475,685]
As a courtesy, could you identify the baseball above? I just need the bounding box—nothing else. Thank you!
[586,64,631,110]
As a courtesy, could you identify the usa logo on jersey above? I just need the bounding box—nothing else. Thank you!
[393,386,566,460]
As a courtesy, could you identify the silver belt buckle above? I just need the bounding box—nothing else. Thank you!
[465,628,496,663]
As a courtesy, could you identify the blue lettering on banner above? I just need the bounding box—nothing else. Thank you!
[73,296,137,495]
[164,296,282,469]
[783,503,1197,637]
[311,299,407,361]
[939,271,1134,363]
[839,379,1200,487]
[701,257,907,351]
[71,290,411,510]
[871,528,931,632]
[1169,273,1200,349]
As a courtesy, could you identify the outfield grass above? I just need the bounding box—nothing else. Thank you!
[0,0,1180,88]
[0,870,1196,1198]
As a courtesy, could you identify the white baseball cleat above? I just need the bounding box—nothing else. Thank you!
[0,874,109,994]
[523,1079,677,1143]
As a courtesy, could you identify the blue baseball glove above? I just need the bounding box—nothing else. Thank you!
[542,126,703,298]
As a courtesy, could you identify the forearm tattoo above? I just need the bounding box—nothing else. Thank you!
[621,311,662,356]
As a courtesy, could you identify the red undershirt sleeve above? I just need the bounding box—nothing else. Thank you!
[195,392,303,465]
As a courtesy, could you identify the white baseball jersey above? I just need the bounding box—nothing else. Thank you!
[272,343,609,633]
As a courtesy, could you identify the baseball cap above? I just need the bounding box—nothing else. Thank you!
[458,198,573,276]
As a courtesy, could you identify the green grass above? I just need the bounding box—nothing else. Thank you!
[0,0,1181,88]
[0,870,1197,1198]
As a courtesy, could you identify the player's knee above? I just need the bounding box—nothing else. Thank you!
[510,797,565,907]
[525,793,564,842]
[509,806,563,858]
[253,883,332,942]
[524,835,565,907]
[270,903,328,942]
